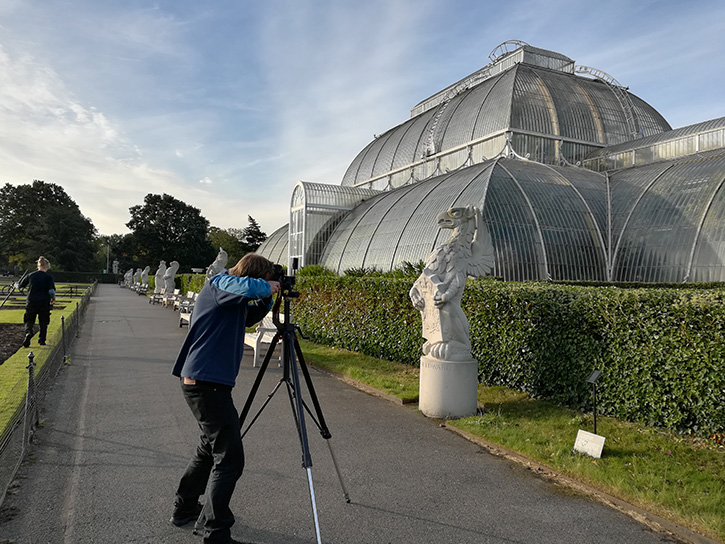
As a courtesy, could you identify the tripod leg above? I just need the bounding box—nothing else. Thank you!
[293,337,351,503]
[239,332,282,429]
[306,467,323,544]
[241,379,284,439]
[285,337,314,469]
[284,334,324,543]
[326,440,351,503]
[293,338,332,438]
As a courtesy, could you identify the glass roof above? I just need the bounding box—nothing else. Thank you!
[256,224,289,267]
[342,63,670,188]
[326,158,609,280]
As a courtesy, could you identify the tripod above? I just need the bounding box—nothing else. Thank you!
[238,288,350,544]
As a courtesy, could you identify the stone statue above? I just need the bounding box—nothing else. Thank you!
[164,261,180,294]
[124,268,134,287]
[409,205,494,417]
[206,247,228,282]
[410,205,494,360]
[140,266,151,286]
[133,268,142,285]
[154,260,167,293]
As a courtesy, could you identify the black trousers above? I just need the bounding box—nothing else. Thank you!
[24,303,51,342]
[176,381,244,543]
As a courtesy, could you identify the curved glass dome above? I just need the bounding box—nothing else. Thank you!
[256,224,289,266]
[610,148,725,282]
[342,52,670,190]
[323,158,609,281]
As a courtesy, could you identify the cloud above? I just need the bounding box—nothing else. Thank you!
[1,0,724,242]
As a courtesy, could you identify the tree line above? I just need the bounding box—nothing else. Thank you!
[0,180,267,275]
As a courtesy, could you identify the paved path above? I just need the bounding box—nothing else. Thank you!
[0,284,677,543]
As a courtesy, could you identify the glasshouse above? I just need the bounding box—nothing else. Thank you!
[257,41,725,283]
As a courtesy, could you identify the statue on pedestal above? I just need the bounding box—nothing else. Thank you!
[124,268,134,287]
[206,247,228,282]
[164,261,180,294]
[154,261,167,293]
[140,266,151,287]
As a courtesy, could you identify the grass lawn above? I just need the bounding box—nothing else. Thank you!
[298,339,725,543]
[0,283,91,432]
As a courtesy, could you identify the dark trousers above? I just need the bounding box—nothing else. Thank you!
[24,303,51,342]
[176,381,244,543]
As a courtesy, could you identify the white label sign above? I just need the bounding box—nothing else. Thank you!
[573,429,606,459]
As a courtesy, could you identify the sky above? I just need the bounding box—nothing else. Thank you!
[1,0,724,237]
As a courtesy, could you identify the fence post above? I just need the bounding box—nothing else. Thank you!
[61,315,67,362]
[23,352,38,450]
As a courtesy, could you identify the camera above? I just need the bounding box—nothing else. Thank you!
[273,263,297,295]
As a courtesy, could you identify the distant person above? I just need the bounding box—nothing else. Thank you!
[170,253,280,544]
[19,256,56,348]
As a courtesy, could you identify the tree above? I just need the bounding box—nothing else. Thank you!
[0,180,97,272]
[126,193,216,272]
[239,215,267,253]
[207,227,244,267]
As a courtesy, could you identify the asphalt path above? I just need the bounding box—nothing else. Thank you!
[0,284,677,544]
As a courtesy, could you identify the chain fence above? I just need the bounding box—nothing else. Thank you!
[0,282,96,506]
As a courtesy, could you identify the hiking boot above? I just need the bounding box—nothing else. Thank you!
[38,340,46,346]
[170,501,202,527]
[23,335,31,348]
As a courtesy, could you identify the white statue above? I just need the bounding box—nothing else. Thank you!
[409,205,495,418]
[140,266,151,286]
[409,206,494,361]
[154,260,167,293]
[133,268,142,284]
[164,261,180,294]
[206,247,228,281]
[124,268,134,287]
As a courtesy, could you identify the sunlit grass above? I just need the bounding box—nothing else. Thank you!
[298,339,419,402]
[0,284,91,433]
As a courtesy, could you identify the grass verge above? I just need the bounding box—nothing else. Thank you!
[0,284,90,434]
[299,339,725,543]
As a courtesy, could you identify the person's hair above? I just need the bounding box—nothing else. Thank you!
[37,256,50,269]
[228,254,274,279]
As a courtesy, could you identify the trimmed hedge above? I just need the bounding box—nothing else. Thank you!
[292,276,725,434]
[149,274,206,294]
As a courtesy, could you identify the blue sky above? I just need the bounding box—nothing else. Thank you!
[1,0,724,237]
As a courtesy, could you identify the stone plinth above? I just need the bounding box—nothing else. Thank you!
[419,355,478,418]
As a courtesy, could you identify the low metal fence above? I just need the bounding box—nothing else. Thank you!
[0,282,96,506]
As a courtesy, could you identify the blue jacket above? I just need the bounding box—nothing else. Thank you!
[172,272,272,386]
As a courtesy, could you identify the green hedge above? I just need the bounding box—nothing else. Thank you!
[293,277,423,364]
[292,277,725,434]
[149,274,206,294]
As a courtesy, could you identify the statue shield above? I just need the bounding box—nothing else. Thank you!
[415,274,445,344]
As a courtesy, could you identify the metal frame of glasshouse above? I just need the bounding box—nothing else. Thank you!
[257,41,725,283]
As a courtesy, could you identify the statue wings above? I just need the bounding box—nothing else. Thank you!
[467,208,495,278]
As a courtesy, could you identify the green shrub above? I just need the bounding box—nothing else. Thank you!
[293,276,725,435]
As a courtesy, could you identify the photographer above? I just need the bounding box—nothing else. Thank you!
[171,253,280,544]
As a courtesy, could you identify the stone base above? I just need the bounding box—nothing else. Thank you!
[419,355,478,419]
